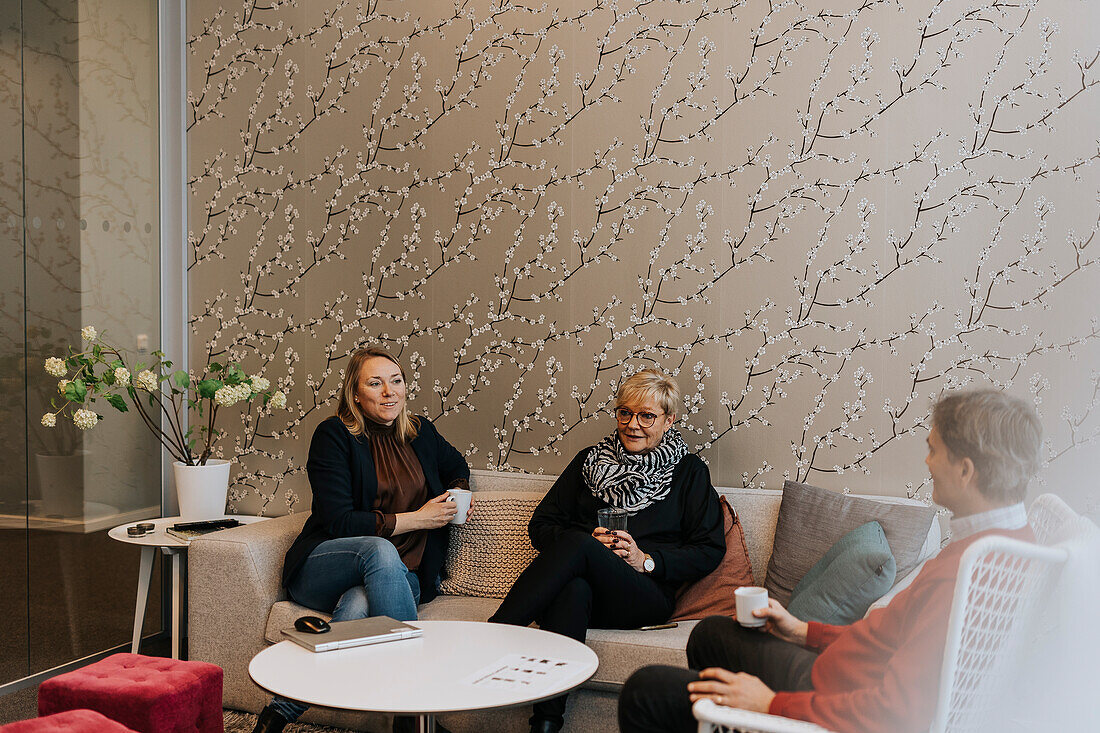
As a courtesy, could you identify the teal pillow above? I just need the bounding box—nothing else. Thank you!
[787,520,896,625]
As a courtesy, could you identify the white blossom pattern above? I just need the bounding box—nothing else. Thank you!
[187,1,1100,517]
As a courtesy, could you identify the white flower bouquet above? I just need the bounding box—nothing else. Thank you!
[41,326,287,465]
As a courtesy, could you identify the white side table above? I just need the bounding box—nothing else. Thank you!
[109,515,266,659]
[249,620,599,733]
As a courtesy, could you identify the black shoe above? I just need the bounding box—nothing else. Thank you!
[529,717,563,733]
[253,705,289,733]
[392,716,453,733]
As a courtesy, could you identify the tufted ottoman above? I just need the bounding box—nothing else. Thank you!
[37,653,223,733]
[0,709,137,731]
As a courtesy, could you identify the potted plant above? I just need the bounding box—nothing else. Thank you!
[41,326,288,519]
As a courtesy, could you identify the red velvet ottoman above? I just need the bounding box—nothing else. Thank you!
[0,709,137,732]
[37,653,223,733]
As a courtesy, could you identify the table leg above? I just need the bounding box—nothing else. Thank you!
[167,548,183,659]
[131,546,155,653]
[416,714,435,733]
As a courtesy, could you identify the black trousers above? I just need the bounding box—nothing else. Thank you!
[618,615,818,733]
[489,530,674,725]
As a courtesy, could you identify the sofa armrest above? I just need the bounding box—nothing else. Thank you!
[187,513,308,710]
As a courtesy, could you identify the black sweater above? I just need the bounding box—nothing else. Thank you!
[529,447,725,594]
[282,415,470,603]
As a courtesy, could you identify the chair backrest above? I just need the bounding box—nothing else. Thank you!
[1026,492,1079,545]
[929,497,1073,733]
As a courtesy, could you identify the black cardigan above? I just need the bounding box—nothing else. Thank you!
[529,447,725,594]
[282,415,470,603]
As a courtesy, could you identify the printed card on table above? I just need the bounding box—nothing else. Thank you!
[464,653,578,691]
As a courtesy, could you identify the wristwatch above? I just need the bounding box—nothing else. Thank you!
[642,553,655,573]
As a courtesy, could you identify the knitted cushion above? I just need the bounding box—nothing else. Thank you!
[0,710,136,732]
[440,491,543,598]
[37,653,223,733]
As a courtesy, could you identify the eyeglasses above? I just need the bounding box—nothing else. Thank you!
[615,408,664,428]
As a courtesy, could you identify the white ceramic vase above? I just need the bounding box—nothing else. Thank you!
[35,451,87,518]
[172,459,231,521]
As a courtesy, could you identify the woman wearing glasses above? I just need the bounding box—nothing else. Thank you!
[489,368,725,733]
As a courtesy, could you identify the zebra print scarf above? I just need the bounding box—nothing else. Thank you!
[582,427,689,513]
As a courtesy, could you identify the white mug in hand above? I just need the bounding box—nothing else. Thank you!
[734,586,768,628]
[446,488,472,524]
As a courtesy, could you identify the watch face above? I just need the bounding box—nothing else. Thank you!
[644,556,655,571]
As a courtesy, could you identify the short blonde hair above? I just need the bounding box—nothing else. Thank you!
[336,346,419,442]
[931,389,1042,504]
[615,368,681,418]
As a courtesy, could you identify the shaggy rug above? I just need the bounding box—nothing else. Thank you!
[223,709,355,733]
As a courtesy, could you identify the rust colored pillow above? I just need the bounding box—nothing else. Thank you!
[670,496,755,621]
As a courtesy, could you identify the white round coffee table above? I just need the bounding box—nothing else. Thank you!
[249,620,599,732]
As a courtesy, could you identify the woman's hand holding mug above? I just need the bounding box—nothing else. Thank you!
[415,492,458,529]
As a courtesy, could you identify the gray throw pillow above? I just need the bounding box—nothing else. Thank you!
[787,521,896,624]
[765,480,935,606]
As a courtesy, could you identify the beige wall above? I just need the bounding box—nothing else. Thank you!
[187,1,1099,519]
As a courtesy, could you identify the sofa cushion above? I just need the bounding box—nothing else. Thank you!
[765,480,936,605]
[670,497,755,621]
[787,520,896,624]
[716,488,782,586]
[439,491,544,598]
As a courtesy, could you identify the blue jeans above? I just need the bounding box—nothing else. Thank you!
[269,536,420,722]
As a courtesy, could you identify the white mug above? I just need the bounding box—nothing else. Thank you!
[734,586,768,627]
[447,488,472,524]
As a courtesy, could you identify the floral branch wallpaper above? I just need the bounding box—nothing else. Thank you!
[186,0,1099,518]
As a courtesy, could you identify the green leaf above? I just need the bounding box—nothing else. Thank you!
[92,344,102,359]
[103,369,115,386]
[223,364,246,385]
[173,370,190,390]
[65,379,88,402]
[209,361,224,372]
[151,350,164,358]
[106,394,128,413]
[197,379,222,399]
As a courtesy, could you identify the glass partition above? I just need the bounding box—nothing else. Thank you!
[0,0,30,685]
[0,0,163,682]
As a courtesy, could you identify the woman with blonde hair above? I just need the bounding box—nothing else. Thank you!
[490,368,725,733]
[255,346,470,733]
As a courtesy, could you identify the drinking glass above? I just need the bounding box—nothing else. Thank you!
[597,507,628,533]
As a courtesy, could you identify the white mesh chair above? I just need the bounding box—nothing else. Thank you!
[692,699,835,733]
[1026,492,1079,545]
[694,494,1074,733]
[928,533,1067,732]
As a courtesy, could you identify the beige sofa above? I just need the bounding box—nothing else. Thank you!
[188,469,940,732]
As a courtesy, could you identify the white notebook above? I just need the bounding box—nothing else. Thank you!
[281,616,422,653]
